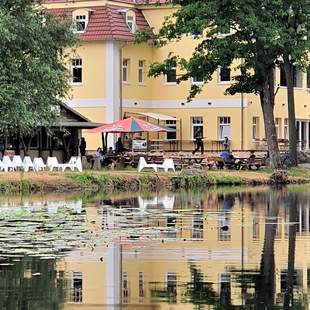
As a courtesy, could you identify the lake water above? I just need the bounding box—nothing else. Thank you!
[0,186,309,309]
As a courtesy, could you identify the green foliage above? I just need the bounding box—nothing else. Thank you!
[0,0,76,137]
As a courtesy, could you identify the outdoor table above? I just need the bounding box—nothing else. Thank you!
[210,140,223,151]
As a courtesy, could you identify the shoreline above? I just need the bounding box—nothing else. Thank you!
[0,168,309,194]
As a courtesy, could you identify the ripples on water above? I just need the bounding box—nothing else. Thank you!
[0,186,309,309]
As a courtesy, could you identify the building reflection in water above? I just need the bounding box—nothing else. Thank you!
[59,188,310,309]
[1,188,310,309]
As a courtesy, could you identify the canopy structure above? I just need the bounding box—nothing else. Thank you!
[132,112,177,121]
[88,117,169,134]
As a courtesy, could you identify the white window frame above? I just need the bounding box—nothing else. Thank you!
[139,272,144,297]
[126,15,135,33]
[123,272,129,298]
[75,15,87,33]
[252,117,259,140]
[284,118,289,140]
[192,74,204,85]
[166,272,177,293]
[166,119,177,140]
[138,60,145,84]
[122,59,129,83]
[191,117,203,140]
[219,117,231,140]
[275,118,281,139]
[71,58,82,85]
[218,67,231,84]
[165,63,177,85]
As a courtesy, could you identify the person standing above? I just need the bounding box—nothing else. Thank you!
[193,128,204,154]
[79,137,86,156]
[223,137,230,151]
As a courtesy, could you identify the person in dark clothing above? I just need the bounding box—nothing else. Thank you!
[115,137,126,154]
[193,129,204,154]
[79,137,86,156]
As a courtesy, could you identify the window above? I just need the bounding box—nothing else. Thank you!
[166,272,177,294]
[126,14,135,33]
[252,216,260,240]
[219,274,231,303]
[280,66,303,88]
[138,60,145,84]
[252,117,259,140]
[219,67,231,83]
[139,272,144,297]
[165,61,177,84]
[275,118,281,139]
[192,212,204,240]
[72,59,82,84]
[75,15,87,33]
[192,72,204,84]
[191,117,203,140]
[123,272,129,298]
[122,59,129,83]
[307,67,310,89]
[71,272,83,302]
[166,120,176,140]
[219,117,231,140]
[284,118,289,139]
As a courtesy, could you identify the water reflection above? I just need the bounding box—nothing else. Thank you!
[0,187,310,309]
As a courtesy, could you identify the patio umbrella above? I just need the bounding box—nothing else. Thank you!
[88,117,169,133]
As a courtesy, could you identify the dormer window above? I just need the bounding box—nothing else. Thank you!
[126,11,136,33]
[72,9,91,34]
[76,15,87,33]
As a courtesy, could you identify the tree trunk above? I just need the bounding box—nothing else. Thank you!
[283,195,298,309]
[259,69,281,168]
[255,190,283,308]
[283,60,298,166]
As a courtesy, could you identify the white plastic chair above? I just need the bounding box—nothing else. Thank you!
[23,156,34,172]
[12,155,24,171]
[157,159,175,172]
[137,157,158,172]
[3,156,15,171]
[33,157,46,172]
[47,157,64,171]
[0,160,8,172]
[62,156,83,172]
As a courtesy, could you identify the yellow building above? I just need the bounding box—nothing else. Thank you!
[44,0,310,152]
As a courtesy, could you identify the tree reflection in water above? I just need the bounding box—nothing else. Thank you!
[0,256,66,310]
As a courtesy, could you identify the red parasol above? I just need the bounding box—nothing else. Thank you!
[87,117,168,133]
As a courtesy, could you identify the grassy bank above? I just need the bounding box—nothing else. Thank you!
[0,167,309,194]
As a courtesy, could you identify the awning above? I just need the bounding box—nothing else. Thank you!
[133,112,177,121]
[56,121,103,129]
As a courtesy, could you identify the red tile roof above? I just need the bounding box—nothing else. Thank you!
[48,5,150,41]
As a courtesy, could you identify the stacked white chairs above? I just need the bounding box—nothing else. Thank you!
[33,157,46,172]
[138,157,175,173]
[0,155,83,173]
[62,156,83,172]
[47,157,64,171]
[23,156,35,172]
[137,157,158,172]
[157,159,175,172]
[2,156,15,171]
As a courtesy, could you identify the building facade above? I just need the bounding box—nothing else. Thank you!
[44,0,310,151]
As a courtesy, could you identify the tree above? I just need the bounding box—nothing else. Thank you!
[277,1,310,166]
[136,0,285,167]
[0,0,76,151]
